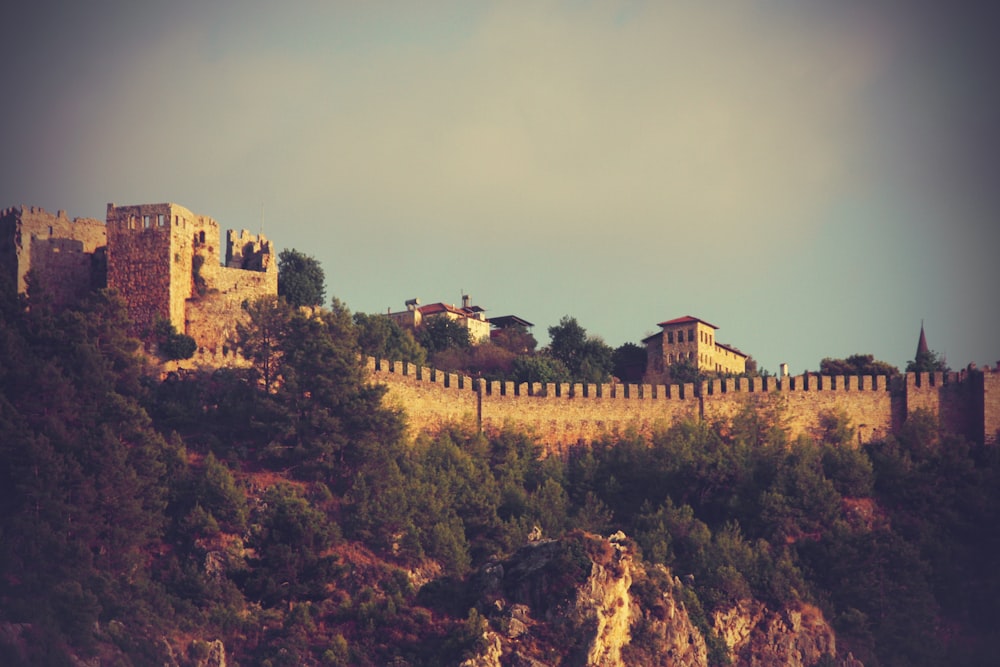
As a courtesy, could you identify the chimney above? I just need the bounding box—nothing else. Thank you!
[462,293,471,309]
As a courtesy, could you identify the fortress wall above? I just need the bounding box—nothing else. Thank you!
[107,203,184,335]
[1,206,107,307]
[702,375,894,445]
[479,381,699,456]
[905,371,988,444]
[369,359,997,449]
[368,358,480,439]
[185,265,278,351]
[984,368,1000,445]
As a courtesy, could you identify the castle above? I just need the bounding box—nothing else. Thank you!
[1,203,276,358]
[3,202,998,451]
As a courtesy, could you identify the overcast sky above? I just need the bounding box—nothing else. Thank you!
[3,0,998,374]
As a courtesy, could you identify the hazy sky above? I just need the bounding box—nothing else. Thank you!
[3,0,998,374]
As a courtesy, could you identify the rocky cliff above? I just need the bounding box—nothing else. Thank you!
[461,531,862,667]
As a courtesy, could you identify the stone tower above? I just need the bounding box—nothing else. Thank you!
[106,202,215,337]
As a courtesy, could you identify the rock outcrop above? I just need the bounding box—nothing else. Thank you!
[463,531,862,667]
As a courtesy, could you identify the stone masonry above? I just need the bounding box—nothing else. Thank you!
[2,202,276,358]
[369,358,1000,452]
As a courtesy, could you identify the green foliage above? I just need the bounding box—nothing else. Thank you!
[612,341,646,382]
[154,318,197,360]
[4,279,998,666]
[353,311,427,366]
[278,248,326,308]
[490,325,537,355]
[510,353,570,384]
[547,315,614,383]
[906,347,949,373]
[820,353,898,377]
[244,483,340,605]
[416,316,472,354]
[236,295,292,393]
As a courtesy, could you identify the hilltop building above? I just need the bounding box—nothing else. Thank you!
[643,315,748,383]
[388,294,492,343]
[1,203,277,358]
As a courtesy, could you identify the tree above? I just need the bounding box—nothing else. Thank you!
[417,316,472,355]
[278,248,326,308]
[547,316,614,383]
[906,349,949,374]
[820,354,898,377]
[235,296,293,394]
[154,318,197,360]
[510,354,571,385]
[612,342,647,383]
[353,311,427,366]
[492,326,537,355]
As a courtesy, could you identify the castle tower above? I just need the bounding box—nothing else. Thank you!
[106,203,212,338]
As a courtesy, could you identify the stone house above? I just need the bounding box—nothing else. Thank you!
[643,315,748,383]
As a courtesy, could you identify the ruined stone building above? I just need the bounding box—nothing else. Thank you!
[643,315,748,383]
[1,203,276,358]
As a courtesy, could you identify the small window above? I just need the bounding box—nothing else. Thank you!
[143,215,151,229]
[688,328,695,341]
[157,214,165,227]
[128,216,136,230]
[677,330,684,343]
[199,231,206,244]
[48,226,53,236]
[667,331,674,344]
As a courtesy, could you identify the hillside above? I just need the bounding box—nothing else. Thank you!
[1,290,998,666]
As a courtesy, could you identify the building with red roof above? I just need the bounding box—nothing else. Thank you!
[642,315,748,382]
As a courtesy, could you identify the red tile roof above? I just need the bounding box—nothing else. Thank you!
[656,315,718,329]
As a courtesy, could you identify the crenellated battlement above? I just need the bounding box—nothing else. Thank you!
[226,229,275,272]
[3,202,280,360]
[368,356,998,451]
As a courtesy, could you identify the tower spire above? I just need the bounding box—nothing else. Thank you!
[916,320,929,357]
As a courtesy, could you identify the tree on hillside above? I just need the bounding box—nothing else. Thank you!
[492,326,537,355]
[612,342,647,383]
[235,296,293,394]
[278,248,326,308]
[510,354,571,385]
[820,354,898,377]
[353,311,427,366]
[547,316,614,384]
[417,317,472,355]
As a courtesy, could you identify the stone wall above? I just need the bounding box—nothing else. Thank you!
[185,266,277,354]
[0,206,106,308]
[107,203,187,336]
[984,368,1000,445]
[480,381,699,456]
[369,359,1000,451]
[701,375,894,445]
[105,202,276,349]
[366,358,480,438]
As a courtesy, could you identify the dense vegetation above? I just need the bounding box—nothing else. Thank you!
[1,287,998,666]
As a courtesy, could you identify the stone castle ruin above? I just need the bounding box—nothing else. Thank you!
[3,201,997,451]
[1,203,276,359]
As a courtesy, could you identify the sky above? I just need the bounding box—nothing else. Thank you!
[2,0,998,375]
